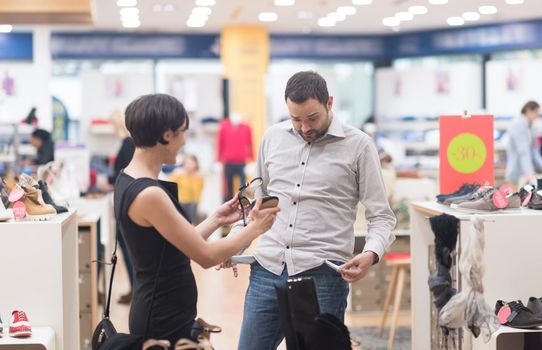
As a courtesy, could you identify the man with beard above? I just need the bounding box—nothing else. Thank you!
[231,71,396,350]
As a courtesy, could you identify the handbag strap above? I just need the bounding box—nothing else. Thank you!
[104,177,167,340]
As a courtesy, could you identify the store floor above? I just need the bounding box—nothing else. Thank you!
[107,172,411,349]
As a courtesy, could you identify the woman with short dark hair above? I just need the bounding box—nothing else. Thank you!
[114,94,279,345]
[30,128,54,165]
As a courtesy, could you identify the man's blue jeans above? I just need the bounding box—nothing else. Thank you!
[237,262,349,350]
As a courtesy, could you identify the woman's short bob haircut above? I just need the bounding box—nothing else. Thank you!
[125,93,189,147]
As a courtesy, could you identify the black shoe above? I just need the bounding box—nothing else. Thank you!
[436,184,480,203]
[498,300,542,329]
[519,184,535,205]
[527,297,542,318]
[38,180,68,213]
[528,190,542,210]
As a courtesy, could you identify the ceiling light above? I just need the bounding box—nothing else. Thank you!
[352,0,372,5]
[275,0,295,5]
[462,11,480,21]
[479,5,498,14]
[0,24,13,33]
[117,0,137,7]
[382,17,400,27]
[120,7,139,16]
[259,12,278,22]
[192,7,212,16]
[447,16,464,26]
[409,5,428,15]
[122,20,141,28]
[505,0,524,4]
[395,12,413,21]
[152,4,162,11]
[196,0,215,6]
[186,19,205,27]
[318,17,336,27]
[428,0,448,4]
[163,4,174,11]
[328,12,346,21]
[337,6,356,16]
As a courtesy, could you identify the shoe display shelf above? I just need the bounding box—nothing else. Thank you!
[0,211,79,350]
[0,326,55,349]
[76,212,100,350]
[410,201,542,350]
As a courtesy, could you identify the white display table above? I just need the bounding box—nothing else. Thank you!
[0,211,79,350]
[410,201,542,350]
[0,326,55,349]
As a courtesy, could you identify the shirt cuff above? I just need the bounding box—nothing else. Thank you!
[362,239,385,264]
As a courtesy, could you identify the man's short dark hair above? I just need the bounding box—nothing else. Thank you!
[285,71,329,106]
[521,100,540,115]
[125,94,189,147]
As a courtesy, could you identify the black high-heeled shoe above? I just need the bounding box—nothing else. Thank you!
[237,177,279,226]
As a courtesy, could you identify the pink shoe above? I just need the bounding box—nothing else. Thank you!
[9,310,32,338]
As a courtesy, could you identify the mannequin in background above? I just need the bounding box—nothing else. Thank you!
[30,128,54,165]
[107,109,136,304]
[506,100,542,187]
[217,112,253,202]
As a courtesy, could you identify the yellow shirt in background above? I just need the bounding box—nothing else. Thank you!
[169,173,204,203]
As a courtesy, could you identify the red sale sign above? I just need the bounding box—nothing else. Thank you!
[440,115,494,194]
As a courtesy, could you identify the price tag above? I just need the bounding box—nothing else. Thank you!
[492,190,508,209]
[499,183,514,196]
[447,133,487,174]
[12,201,26,220]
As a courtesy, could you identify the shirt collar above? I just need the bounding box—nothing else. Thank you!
[279,115,345,139]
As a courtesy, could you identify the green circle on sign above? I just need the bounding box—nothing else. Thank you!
[447,133,487,174]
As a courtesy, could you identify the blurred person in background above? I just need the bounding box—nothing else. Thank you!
[506,100,542,187]
[30,128,54,165]
[169,154,204,224]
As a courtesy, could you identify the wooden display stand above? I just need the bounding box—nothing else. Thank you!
[0,211,79,350]
[410,201,542,350]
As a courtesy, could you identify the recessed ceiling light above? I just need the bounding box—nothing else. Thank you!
[505,0,524,4]
[122,19,141,28]
[479,5,497,14]
[120,7,139,16]
[328,12,346,21]
[163,4,174,11]
[409,5,428,15]
[462,11,480,21]
[337,6,357,16]
[275,0,295,5]
[447,16,464,26]
[395,12,413,21]
[0,24,13,33]
[428,0,448,4]
[117,0,137,7]
[352,0,372,5]
[186,19,205,27]
[196,0,215,6]
[189,13,208,21]
[259,12,278,22]
[318,17,336,27]
[382,17,400,26]
[152,4,162,12]
[192,7,212,16]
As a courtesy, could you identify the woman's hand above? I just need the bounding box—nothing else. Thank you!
[215,259,238,277]
[248,198,280,235]
[214,193,243,226]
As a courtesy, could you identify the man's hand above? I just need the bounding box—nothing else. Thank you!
[215,259,238,278]
[339,251,377,283]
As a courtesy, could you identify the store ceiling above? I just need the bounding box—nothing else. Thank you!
[87,0,542,34]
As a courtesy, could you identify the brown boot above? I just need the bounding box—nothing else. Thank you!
[21,185,56,221]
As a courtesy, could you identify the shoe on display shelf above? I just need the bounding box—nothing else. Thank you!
[1,177,10,208]
[527,190,542,210]
[436,183,480,204]
[495,300,542,329]
[527,297,542,318]
[455,188,521,212]
[20,184,57,221]
[9,310,32,338]
[0,315,4,337]
[38,180,68,214]
[445,185,492,205]
[0,198,12,222]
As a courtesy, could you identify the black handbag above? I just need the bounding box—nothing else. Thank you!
[92,179,167,350]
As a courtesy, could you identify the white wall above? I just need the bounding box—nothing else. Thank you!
[486,59,542,117]
[0,27,52,130]
[376,62,483,119]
